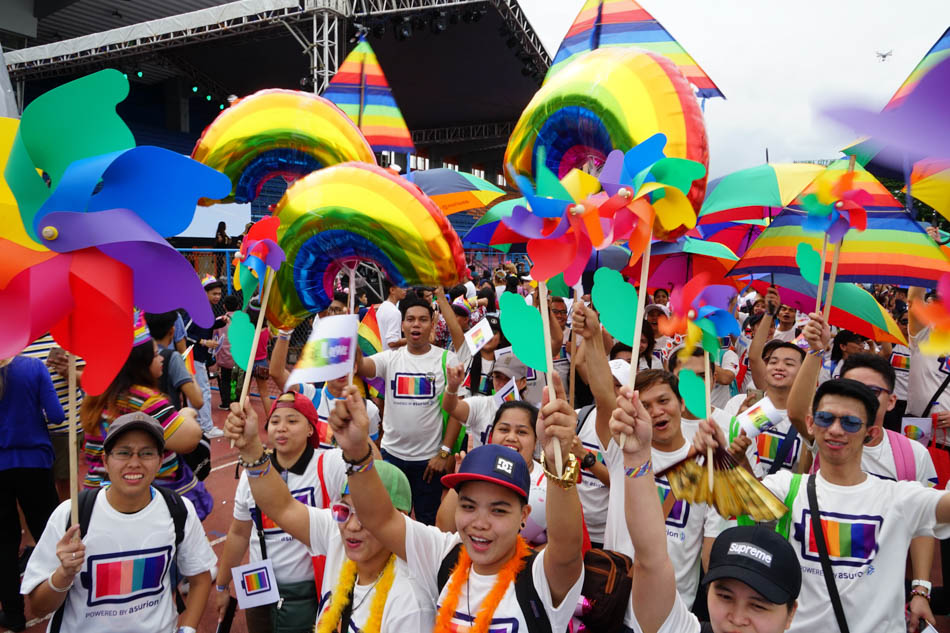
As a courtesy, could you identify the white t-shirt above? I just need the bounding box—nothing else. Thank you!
[771,327,797,342]
[889,343,911,401]
[627,591,701,633]
[372,345,458,460]
[301,383,380,446]
[523,461,549,545]
[463,394,501,449]
[403,516,584,633]
[22,491,216,633]
[751,414,801,478]
[375,300,402,349]
[908,327,950,416]
[233,447,347,584]
[603,431,728,612]
[575,406,609,544]
[710,349,739,409]
[307,508,434,631]
[761,470,950,633]
[862,433,938,487]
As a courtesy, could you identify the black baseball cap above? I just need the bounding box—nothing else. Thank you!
[442,444,530,501]
[703,525,801,604]
[104,411,166,454]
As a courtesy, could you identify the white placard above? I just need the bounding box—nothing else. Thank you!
[901,416,933,446]
[493,377,521,407]
[284,314,358,389]
[232,559,280,609]
[464,318,494,356]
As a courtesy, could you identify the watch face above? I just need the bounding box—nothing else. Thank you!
[581,453,596,468]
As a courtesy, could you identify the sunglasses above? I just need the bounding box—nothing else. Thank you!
[813,411,864,433]
[330,502,357,524]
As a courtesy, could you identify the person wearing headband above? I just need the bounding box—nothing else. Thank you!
[215,392,354,632]
[223,400,431,632]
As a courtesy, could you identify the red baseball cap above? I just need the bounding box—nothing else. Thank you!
[267,392,322,448]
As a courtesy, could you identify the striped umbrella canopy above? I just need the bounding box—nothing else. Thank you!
[463,197,525,249]
[546,0,724,99]
[622,236,739,289]
[905,159,950,221]
[323,36,414,153]
[698,163,826,223]
[694,219,766,258]
[405,169,506,215]
[729,160,950,288]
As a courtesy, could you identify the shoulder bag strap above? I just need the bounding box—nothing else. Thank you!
[806,474,850,633]
[316,452,330,508]
[922,372,950,418]
[885,429,916,481]
[768,425,799,475]
[513,552,553,633]
[251,504,268,560]
[575,404,596,435]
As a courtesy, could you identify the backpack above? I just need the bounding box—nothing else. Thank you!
[157,349,183,410]
[437,543,551,633]
[809,429,916,481]
[578,548,633,633]
[50,486,188,633]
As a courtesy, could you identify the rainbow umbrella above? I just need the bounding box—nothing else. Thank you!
[905,159,950,221]
[622,236,739,289]
[729,160,950,288]
[323,35,414,153]
[695,219,766,258]
[546,0,724,99]
[749,276,905,344]
[405,169,506,215]
[698,163,826,223]
[463,197,524,249]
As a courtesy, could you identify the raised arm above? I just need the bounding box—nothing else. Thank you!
[327,386,408,560]
[610,386,677,633]
[267,329,295,391]
[441,364,471,422]
[435,287,466,353]
[573,304,614,450]
[223,401,314,548]
[908,286,926,339]
[539,373,585,607]
[749,287,780,389]
[786,312,829,442]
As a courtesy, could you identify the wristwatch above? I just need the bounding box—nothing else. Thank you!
[438,444,452,459]
[580,452,597,469]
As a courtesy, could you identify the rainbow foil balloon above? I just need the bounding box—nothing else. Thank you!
[505,46,708,213]
[268,163,468,327]
[191,89,376,205]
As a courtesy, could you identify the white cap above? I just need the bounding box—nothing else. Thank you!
[608,358,631,385]
[645,303,670,317]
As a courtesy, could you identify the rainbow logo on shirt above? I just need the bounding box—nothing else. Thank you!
[797,512,882,567]
[756,431,800,469]
[393,373,435,399]
[86,547,171,605]
[254,488,315,532]
[890,353,910,371]
[904,425,926,441]
[241,566,272,595]
[656,478,690,529]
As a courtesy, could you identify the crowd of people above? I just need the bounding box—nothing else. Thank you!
[4,256,950,633]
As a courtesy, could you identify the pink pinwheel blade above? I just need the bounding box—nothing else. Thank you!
[0,255,73,359]
[528,235,577,282]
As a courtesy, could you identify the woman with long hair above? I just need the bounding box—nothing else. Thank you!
[80,312,203,507]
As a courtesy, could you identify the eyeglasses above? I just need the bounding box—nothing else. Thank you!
[330,502,358,523]
[813,411,864,433]
[865,384,891,397]
[326,306,347,315]
[551,309,568,316]
[109,448,161,461]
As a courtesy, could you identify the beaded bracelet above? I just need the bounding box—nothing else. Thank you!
[238,450,271,470]
[910,588,931,602]
[625,460,652,479]
[245,460,272,479]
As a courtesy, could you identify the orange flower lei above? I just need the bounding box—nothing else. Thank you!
[433,536,531,633]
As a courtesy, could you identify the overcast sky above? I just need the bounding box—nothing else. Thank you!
[518,0,950,179]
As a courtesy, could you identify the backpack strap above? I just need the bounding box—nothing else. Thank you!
[885,429,917,482]
[51,489,102,633]
[768,425,799,475]
[575,404,596,435]
[437,543,550,633]
[153,485,188,547]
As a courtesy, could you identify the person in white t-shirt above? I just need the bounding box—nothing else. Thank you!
[215,392,348,631]
[609,387,801,633]
[357,297,459,525]
[436,401,554,547]
[376,280,406,350]
[442,353,529,449]
[882,306,911,431]
[222,403,433,633]
[316,377,585,633]
[907,286,950,417]
[573,302,727,610]
[772,301,798,343]
[22,412,216,633]
[693,378,950,633]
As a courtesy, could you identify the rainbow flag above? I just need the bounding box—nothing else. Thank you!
[807,516,877,561]
[91,551,167,601]
[181,345,196,376]
[547,0,724,99]
[357,306,384,398]
[323,36,414,153]
[241,567,271,594]
[730,160,950,288]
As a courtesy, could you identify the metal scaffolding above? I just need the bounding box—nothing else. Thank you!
[411,121,514,145]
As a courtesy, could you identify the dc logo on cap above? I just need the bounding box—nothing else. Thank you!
[494,457,514,476]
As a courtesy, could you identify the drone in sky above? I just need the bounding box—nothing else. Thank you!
[876,49,893,62]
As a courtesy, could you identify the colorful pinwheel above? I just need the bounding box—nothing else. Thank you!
[233,216,286,309]
[910,273,950,355]
[801,168,872,243]
[658,273,739,359]
[0,70,230,394]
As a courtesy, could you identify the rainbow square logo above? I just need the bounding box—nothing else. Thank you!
[393,373,435,400]
[241,566,272,595]
[470,328,487,349]
[255,488,315,532]
[656,478,690,529]
[890,353,910,371]
[756,430,800,469]
[797,511,882,567]
[86,547,170,606]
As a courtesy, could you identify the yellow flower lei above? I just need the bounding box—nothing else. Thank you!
[434,536,531,633]
[316,554,396,633]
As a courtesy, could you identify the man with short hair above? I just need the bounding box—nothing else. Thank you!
[357,297,458,524]
[146,312,203,411]
[376,280,407,350]
[22,412,216,633]
[694,378,950,633]
[185,275,228,437]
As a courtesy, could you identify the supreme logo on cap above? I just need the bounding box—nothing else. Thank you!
[728,542,773,566]
[494,456,514,476]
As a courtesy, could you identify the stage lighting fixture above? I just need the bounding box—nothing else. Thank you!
[394,16,412,40]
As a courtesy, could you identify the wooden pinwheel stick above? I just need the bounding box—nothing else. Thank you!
[822,244,841,323]
[344,259,358,386]
[814,234,829,315]
[568,329,577,409]
[704,349,714,493]
[67,352,79,528]
[621,236,653,450]
[538,280,564,476]
[231,268,275,448]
